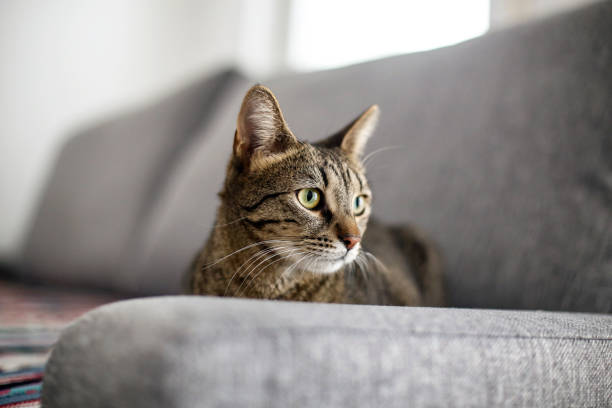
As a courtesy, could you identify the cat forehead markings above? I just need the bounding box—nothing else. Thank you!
[310,147,367,213]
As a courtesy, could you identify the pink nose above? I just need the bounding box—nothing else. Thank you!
[341,235,361,250]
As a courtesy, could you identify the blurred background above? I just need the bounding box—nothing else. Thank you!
[0,0,600,261]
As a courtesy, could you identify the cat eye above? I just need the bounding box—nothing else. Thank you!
[297,188,321,209]
[353,195,367,215]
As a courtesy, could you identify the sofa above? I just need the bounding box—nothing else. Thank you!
[6,1,612,406]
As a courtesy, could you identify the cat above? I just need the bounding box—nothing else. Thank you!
[188,85,444,306]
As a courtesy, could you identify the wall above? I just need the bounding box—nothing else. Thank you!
[0,0,289,259]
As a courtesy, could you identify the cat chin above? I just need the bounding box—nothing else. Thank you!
[343,246,359,264]
[305,246,360,274]
[310,259,345,274]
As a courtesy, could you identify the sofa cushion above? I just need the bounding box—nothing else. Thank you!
[20,69,244,293]
[42,297,612,408]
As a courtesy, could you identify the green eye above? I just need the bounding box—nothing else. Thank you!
[297,188,321,209]
[353,195,366,215]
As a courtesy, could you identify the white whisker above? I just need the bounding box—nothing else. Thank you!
[363,251,387,275]
[202,238,298,270]
[238,249,305,296]
[211,216,247,229]
[362,145,407,166]
[284,253,314,277]
[234,247,301,296]
[223,244,290,296]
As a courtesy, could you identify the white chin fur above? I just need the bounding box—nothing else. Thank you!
[343,244,360,264]
[307,244,360,274]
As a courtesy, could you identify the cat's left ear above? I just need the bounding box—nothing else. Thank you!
[320,105,380,162]
[233,85,299,171]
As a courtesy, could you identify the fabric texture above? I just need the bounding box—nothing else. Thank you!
[17,2,612,313]
[42,296,612,408]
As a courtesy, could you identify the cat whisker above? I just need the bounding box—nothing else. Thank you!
[362,145,407,167]
[298,253,316,276]
[266,252,308,299]
[305,254,323,276]
[210,216,248,229]
[223,244,291,296]
[283,253,315,277]
[234,247,302,297]
[202,238,299,270]
[295,250,321,272]
[238,249,305,297]
[352,253,362,280]
[235,244,290,277]
[362,251,388,274]
[357,253,370,282]
[345,261,354,285]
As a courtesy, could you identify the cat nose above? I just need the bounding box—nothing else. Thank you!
[340,235,361,250]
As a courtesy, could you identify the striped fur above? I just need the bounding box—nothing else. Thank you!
[189,86,444,306]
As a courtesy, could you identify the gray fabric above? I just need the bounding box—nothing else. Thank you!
[42,296,612,407]
[131,2,612,311]
[20,69,244,292]
[124,78,250,294]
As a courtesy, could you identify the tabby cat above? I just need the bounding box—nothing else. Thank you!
[189,85,444,306]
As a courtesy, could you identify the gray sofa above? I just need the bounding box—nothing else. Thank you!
[16,1,612,406]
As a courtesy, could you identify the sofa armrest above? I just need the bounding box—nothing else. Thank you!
[42,297,612,407]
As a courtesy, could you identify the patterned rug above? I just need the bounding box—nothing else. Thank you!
[0,280,120,407]
[0,368,43,407]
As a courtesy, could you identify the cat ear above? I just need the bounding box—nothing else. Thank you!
[319,105,380,162]
[233,85,299,169]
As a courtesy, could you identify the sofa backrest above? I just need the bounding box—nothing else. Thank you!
[20,2,612,312]
[20,69,243,292]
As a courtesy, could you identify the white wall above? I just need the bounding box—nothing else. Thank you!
[287,0,490,71]
[0,0,289,259]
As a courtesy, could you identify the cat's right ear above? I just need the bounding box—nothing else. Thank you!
[317,105,380,163]
[233,85,299,171]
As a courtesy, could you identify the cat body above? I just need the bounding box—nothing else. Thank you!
[189,85,444,306]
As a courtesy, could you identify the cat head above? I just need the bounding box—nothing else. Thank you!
[223,85,379,274]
